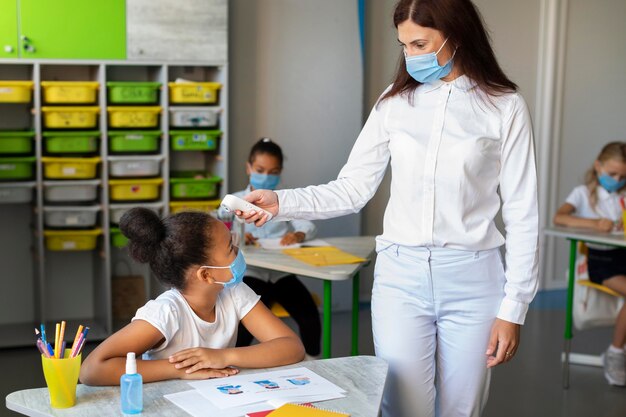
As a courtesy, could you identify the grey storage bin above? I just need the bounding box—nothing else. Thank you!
[169,106,220,128]
[108,156,163,178]
[110,202,164,225]
[43,206,101,228]
[44,180,100,203]
[0,182,35,204]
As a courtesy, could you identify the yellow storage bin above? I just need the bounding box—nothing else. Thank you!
[109,178,163,201]
[41,107,99,129]
[168,82,221,104]
[41,81,99,104]
[41,157,101,179]
[169,200,221,214]
[107,106,161,128]
[44,229,102,251]
[0,81,33,103]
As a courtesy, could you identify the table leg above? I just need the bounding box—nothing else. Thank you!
[351,272,360,356]
[563,238,577,389]
[323,280,332,359]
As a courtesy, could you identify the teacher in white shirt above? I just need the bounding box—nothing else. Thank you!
[239,0,539,416]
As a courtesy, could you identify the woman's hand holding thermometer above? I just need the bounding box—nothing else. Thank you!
[220,191,278,226]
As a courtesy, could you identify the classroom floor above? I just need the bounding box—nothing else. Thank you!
[1,301,625,417]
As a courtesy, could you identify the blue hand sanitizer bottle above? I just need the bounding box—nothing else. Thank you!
[120,352,143,414]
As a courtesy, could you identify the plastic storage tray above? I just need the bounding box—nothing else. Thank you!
[170,172,221,199]
[168,82,221,104]
[44,180,100,203]
[108,156,162,178]
[109,178,163,201]
[0,157,36,180]
[110,202,163,225]
[169,107,220,128]
[0,131,35,154]
[0,182,35,203]
[43,131,99,154]
[110,228,129,248]
[0,81,33,103]
[40,81,99,104]
[170,130,220,151]
[109,131,160,153]
[41,157,101,179]
[41,107,99,129]
[107,82,161,104]
[107,106,161,128]
[169,200,220,214]
[43,206,100,228]
[44,229,102,251]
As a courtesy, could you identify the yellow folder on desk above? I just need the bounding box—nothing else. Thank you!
[282,246,366,266]
[268,403,350,416]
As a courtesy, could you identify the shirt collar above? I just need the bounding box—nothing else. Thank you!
[418,75,478,94]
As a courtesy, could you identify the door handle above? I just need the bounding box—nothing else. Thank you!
[21,36,36,53]
[3,45,14,53]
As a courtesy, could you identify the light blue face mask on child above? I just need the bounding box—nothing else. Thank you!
[250,173,280,190]
[202,248,247,288]
[405,37,456,83]
[598,174,626,193]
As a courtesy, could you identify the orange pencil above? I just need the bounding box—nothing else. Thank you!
[70,325,83,354]
[58,321,66,358]
[54,323,60,359]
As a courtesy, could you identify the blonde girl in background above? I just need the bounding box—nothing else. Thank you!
[79,208,304,385]
[554,141,626,386]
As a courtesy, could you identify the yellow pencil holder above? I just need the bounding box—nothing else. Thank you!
[41,350,81,409]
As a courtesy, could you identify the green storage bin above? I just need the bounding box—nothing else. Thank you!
[107,82,161,104]
[170,172,221,199]
[0,131,34,155]
[43,131,99,154]
[110,227,129,248]
[109,130,161,153]
[170,130,220,151]
[0,157,36,180]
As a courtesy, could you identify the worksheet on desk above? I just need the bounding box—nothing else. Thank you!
[187,367,345,409]
[256,238,331,250]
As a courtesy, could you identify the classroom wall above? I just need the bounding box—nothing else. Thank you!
[228,0,364,309]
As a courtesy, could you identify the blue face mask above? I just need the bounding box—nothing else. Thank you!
[405,37,456,83]
[598,174,626,193]
[202,248,247,288]
[250,173,280,190]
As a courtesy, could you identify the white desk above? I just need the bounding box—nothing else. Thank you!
[6,356,388,417]
[544,227,626,389]
[242,236,375,358]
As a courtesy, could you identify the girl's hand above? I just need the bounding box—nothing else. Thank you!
[169,347,229,374]
[486,318,520,368]
[594,218,614,233]
[179,367,239,380]
[280,232,305,246]
[245,233,258,246]
[240,190,279,227]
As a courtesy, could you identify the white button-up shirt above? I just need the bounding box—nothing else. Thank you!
[276,76,539,324]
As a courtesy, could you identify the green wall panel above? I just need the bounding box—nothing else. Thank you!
[0,0,18,58]
[19,0,126,59]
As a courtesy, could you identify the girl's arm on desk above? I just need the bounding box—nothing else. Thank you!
[553,203,614,233]
[79,320,238,386]
[169,302,305,374]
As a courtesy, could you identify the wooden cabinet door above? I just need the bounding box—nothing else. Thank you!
[18,0,126,59]
[127,0,227,62]
[0,0,18,58]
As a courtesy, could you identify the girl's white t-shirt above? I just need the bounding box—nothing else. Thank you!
[565,185,624,221]
[132,284,260,360]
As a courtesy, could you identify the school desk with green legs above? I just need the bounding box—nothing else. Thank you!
[243,236,375,359]
[544,226,626,389]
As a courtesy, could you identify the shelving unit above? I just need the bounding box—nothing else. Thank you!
[0,61,228,347]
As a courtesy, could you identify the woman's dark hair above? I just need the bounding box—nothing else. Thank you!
[119,208,217,289]
[248,137,283,168]
[380,0,517,104]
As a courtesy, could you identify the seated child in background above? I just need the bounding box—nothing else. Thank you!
[553,141,626,386]
[234,138,322,359]
[79,208,304,386]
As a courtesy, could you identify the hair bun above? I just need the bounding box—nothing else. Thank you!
[119,207,165,263]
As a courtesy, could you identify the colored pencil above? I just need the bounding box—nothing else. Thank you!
[36,339,50,358]
[60,341,66,358]
[40,324,47,346]
[54,323,60,358]
[70,325,83,356]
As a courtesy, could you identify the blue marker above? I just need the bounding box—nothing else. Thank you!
[40,324,47,345]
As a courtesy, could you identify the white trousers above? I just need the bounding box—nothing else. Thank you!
[371,240,506,417]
